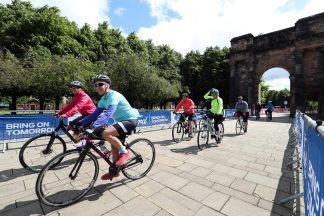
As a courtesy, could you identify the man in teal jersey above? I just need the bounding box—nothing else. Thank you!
[74,74,139,180]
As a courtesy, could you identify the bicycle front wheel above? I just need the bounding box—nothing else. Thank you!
[122,138,155,180]
[36,149,99,207]
[235,120,242,135]
[218,123,224,141]
[172,122,184,142]
[19,134,67,172]
[197,126,209,149]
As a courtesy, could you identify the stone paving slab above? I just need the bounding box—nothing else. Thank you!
[0,113,305,215]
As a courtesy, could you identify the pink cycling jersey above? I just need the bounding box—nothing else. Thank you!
[58,91,96,117]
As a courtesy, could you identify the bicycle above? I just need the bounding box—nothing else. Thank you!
[235,115,246,135]
[197,111,224,149]
[172,113,197,142]
[35,128,155,207]
[19,117,103,172]
[255,110,260,120]
[266,110,272,121]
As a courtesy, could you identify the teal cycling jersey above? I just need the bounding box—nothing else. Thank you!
[98,90,139,122]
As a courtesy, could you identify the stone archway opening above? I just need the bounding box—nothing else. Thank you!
[260,67,290,109]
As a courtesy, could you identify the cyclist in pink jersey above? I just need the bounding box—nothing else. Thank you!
[173,93,195,138]
[56,80,96,126]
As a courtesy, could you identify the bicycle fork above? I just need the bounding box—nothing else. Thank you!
[42,132,56,155]
[69,147,89,180]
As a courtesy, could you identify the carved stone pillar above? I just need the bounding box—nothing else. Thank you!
[318,47,324,118]
[291,50,305,116]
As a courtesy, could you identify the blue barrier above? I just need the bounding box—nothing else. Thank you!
[295,112,324,215]
[0,115,62,141]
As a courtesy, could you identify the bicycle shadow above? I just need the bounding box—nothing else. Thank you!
[170,142,219,155]
[1,178,130,215]
[0,167,36,183]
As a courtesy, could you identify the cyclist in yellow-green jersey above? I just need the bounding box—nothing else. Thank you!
[204,88,224,140]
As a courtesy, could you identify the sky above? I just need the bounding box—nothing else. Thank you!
[1,0,323,90]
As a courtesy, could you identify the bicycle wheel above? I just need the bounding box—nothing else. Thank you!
[217,123,224,142]
[36,149,99,207]
[198,118,206,130]
[197,126,209,149]
[191,120,198,137]
[172,122,184,142]
[19,134,67,172]
[235,120,242,135]
[122,138,155,180]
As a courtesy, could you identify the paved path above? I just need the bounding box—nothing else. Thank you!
[0,113,304,216]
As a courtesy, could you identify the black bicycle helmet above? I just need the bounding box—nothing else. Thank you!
[182,93,189,97]
[69,80,83,88]
[93,74,111,84]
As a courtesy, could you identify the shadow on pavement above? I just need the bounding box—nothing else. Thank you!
[0,167,35,183]
[249,114,293,124]
[1,177,130,215]
[270,123,303,215]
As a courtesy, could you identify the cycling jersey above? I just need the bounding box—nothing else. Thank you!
[174,98,195,114]
[235,101,249,113]
[204,91,223,115]
[58,91,96,117]
[266,103,274,111]
[78,90,139,128]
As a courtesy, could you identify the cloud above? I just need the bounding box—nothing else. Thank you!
[0,0,109,28]
[138,0,324,55]
[265,78,290,90]
[114,7,125,16]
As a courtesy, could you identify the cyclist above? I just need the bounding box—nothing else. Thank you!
[73,74,139,181]
[204,88,224,142]
[173,93,195,138]
[55,80,96,126]
[255,102,262,120]
[235,96,249,133]
[265,101,274,120]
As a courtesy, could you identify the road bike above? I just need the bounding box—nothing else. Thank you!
[266,110,272,121]
[255,110,260,120]
[35,128,155,207]
[172,113,197,142]
[19,117,104,172]
[235,115,246,135]
[197,111,224,149]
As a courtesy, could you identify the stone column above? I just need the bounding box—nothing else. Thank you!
[291,50,305,116]
[318,47,324,118]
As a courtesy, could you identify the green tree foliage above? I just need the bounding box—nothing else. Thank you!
[0,1,231,111]
[180,47,230,105]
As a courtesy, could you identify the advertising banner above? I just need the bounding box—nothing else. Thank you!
[295,112,324,216]
[0,115,61,140]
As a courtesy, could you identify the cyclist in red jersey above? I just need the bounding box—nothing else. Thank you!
[56,80,96,126]
[173,93,195,138]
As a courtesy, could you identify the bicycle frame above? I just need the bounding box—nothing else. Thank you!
[42,119,76,154]
[201,114,216,135]
[69,135,141,179]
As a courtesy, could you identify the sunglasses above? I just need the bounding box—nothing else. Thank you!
[94,83,105,88]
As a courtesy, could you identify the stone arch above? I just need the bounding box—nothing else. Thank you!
[229,12,324,118]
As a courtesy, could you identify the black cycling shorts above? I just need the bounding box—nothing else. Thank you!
[112,119,138,137]
[180,113,194,121]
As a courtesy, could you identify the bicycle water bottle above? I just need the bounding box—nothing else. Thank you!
[99,143,110,158]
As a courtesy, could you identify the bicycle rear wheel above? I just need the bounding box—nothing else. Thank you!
[197,126,209,149]
[36,149,99,207]
[217,123,224,143]
[19,134,66,172]
[172,122,184,142]
[122,138,155,180]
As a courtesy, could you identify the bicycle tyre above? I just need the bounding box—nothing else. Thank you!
[172,122,184,142]
[36,149,99,207]
[218,123,224,141]
[122,138,155,180]
[235,120,242,135]
[197,126,209,149]
[191,120,198,137]
[19,134,67,173]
